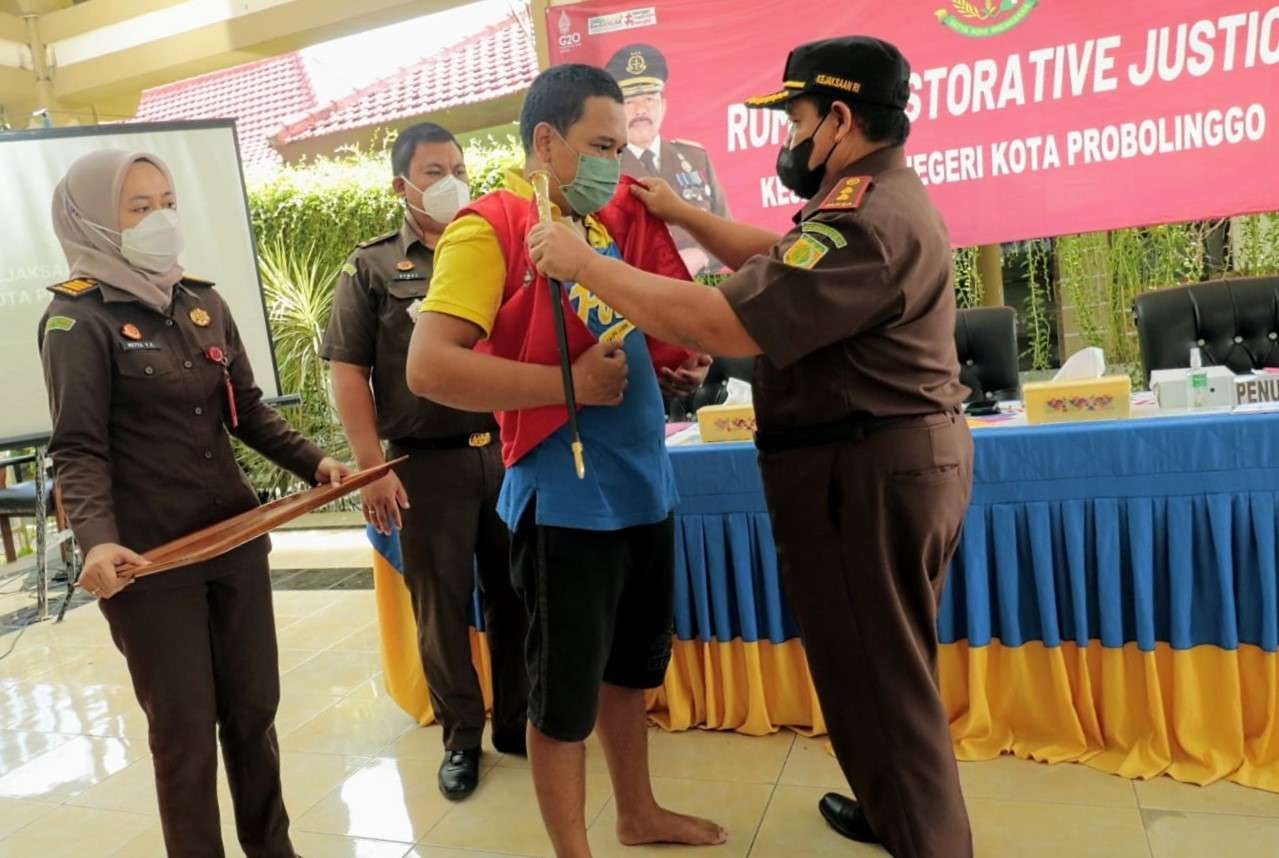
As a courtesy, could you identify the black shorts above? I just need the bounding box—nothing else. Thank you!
[510,502,675,742]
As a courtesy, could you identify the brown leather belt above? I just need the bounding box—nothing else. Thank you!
[390,432,494,451]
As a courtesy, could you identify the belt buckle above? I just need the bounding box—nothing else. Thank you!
[468,432,491,448]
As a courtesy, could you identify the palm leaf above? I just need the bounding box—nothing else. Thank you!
[241,238,345,497]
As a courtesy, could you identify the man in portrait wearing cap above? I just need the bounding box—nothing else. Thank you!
[529,36,974,858]
[606,43,731,280]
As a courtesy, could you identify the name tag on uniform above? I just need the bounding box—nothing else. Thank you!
[393,273,427,281]
[119,340,161,351]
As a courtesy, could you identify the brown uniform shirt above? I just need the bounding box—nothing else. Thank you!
[622,137,730,274]
[320,219,497,442]
[38,277,325,557]
[721,146,968,431]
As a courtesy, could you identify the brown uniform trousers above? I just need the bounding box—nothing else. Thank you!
[759,412,974,858]
[100,539,291,858]
[389,441,528,749]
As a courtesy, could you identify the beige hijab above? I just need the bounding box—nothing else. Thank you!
[51,149,183,311]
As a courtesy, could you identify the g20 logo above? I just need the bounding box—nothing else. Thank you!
[557,11,582,50]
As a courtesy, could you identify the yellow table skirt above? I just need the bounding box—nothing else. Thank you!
[374,556,1279,793]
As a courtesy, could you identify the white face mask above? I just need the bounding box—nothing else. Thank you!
[87,208,184,273]
[402,174,471,225]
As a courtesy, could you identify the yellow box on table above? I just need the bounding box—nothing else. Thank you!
[697,403,757,442]
[1021,375,1132,425]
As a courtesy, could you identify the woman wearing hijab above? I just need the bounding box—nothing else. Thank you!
[38,149,348,857]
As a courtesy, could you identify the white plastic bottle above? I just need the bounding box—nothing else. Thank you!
[1186,347,1208,410]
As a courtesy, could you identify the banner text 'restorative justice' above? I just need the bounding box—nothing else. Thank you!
[550,1,1279,246]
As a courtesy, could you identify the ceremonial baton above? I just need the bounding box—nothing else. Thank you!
[114,458,408,579]
[530,171,587,480]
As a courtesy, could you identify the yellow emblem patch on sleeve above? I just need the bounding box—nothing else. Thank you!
[782,234,830,270]
[44,315,77,334]
[341,262,358,277]
[817,176,873,212]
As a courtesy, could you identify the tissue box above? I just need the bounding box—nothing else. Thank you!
[697,403,757,442]
[1150,366,1236,409]
[1022,375,1132,424]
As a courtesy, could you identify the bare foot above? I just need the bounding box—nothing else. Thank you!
[617,807,728,847]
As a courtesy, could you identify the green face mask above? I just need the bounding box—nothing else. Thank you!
[552,129,621,216]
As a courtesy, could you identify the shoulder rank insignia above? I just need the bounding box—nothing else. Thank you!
[358,230,399,249]
[181,274,215,288]
[783,234,831,270]
[47,278,99,298]
[818,176,873,212]
[670,138,706,151]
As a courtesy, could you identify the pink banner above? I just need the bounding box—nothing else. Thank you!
[548,0,1279,247]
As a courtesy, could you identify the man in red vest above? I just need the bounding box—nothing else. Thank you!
[406,64,722,858]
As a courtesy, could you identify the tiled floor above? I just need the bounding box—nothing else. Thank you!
[1,538,1278,856]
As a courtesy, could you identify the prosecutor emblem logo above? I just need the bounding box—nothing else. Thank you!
[936,0,1038,38]
[783,235,830,271]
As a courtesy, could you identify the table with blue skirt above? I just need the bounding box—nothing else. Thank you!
[368,410,1279,793]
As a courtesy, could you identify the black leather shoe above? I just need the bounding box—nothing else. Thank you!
[438,747,481,801]
[819,793,880,844]
[492,728,527,757]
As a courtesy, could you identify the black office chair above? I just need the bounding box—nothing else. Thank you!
[668,357,755,421]
[955,306,1020,405]
[1132,276,1279,383]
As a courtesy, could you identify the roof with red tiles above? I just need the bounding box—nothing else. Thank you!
[271,15,536,146]
[132,52,319,169]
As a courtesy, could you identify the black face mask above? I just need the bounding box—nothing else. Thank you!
[776,113,838,200]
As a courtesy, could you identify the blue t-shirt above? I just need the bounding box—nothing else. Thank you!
[497,240,678,532]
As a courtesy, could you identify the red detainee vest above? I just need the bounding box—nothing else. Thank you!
[461,175,694,467]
